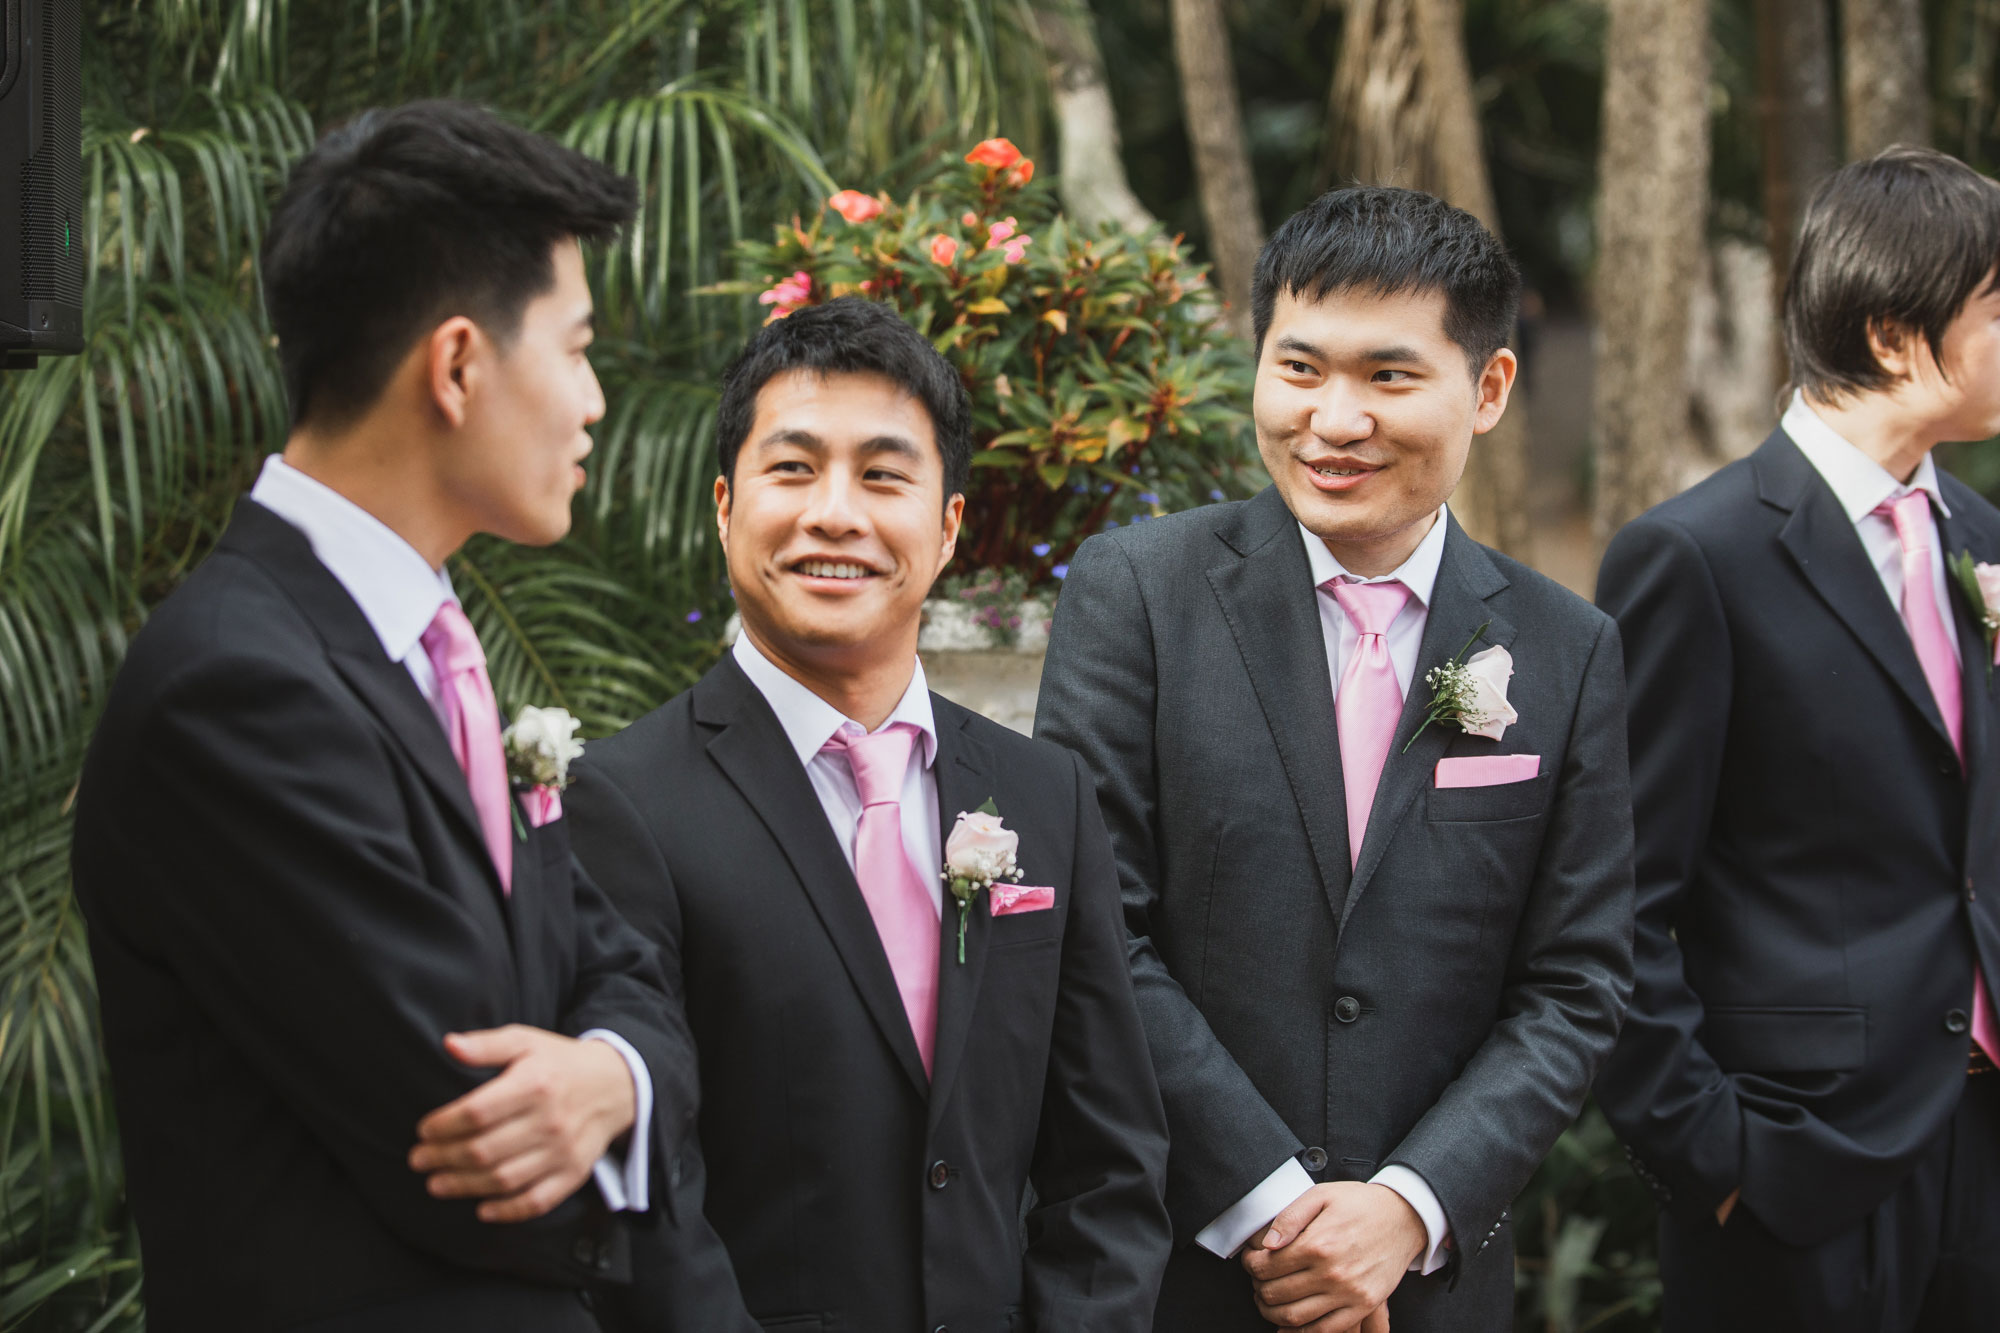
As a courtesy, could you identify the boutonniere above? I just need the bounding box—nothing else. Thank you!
[1403,622,1518,752]
[941,799,1023,964]
[1947,550,2000,678]
[501,704,584,836]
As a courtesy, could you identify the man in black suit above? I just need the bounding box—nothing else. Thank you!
[1595,147,2000,1331]
[564,298,1171,1332]
[1035,187,1634,1333]
[71,102,694,1331]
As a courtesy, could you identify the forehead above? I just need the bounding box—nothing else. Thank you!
[749,367,939,452]
[1266,284,1452,351]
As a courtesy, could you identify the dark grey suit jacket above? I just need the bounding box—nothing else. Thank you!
[1035,487,1635,1332]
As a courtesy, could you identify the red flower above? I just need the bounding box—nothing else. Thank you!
[965,138,1023,170]
[827,189,883,224]
[929,235,960,267]
[1008,158,1035,187]
[757,270,813,320]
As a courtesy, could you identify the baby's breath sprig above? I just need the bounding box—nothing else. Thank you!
[1402,621,1493,754]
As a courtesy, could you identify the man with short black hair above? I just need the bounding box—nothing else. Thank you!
[72,101,694,1331]
[1036,186,1635,1333]
[1597,146,2000,1331]
[564,297,1172,1332]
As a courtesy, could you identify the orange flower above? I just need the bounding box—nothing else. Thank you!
[929,234,960,266]
[1008,158,1035,187]
[827,189,883,224]
[965,138,1023,170]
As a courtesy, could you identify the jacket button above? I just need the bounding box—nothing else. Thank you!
[1946,1009,1971,1035]
[1301,1146,1328,1172]
[928,1160,951,1190]
[1334,996,1361,1023]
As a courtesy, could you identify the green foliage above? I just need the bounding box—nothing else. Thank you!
[1513,1105,1663,1333]
[726,139,1261,580]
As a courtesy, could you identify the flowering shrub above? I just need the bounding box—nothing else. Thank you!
[723,138,1259,582]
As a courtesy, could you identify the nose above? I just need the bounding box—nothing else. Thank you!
[581,357,607,429]
[1308,378,1374,449]
[800,465,868,540]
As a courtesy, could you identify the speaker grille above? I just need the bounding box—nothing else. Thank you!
[21,0,80,305]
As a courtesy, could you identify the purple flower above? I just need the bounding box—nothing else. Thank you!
[686,609,703,623]
[1032,543,1051,557]
[1209,488,1225,501]
[1139,492,1159,504]
[1103,519,1119,529]
[1051,564,1069,579]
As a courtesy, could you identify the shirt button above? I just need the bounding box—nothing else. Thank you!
[1301,1146,1328,1172]
[1946,1009,1971,1036]
[1335,996,1361,1023]
[928,1160,951,1190]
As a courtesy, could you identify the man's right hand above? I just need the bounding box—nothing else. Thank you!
[1241,1181,1421,1330]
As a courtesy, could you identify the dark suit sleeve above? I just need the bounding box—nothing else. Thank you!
[110,654,648,1286]
[563,754,762,1333]
[1591,514,1745,1217]
[1383,617,1637,1254]
[1021,748,1174,1331]
[1035,534,1306,1243]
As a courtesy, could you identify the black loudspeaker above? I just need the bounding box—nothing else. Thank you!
[0,0,79,367]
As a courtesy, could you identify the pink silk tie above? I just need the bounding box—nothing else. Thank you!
[821,723,940,1076]
[421,602,513,895]
[1878,492,1997,1062]
[1330,579,1413,868]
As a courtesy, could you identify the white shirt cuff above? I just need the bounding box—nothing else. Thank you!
[580,1029,652,1213]
[1195,1157,1316,1258]
[1371,1164,1450,1274]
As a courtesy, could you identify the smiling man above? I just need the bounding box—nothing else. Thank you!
[1036,186,1634,1333]
[563,297,1171,1332]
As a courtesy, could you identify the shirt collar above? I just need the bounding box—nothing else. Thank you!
[1300,505,1450,607]
[1782,390,1951,524]
[247,455,455,663]
[731,631,939,770]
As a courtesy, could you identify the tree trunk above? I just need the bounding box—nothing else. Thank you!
[1169,0,1264,338]
[1755,0,1838,293]
[1032,0,1158,235]
[1841,0,1929,157]
[1405,0,1530,558]
[1593,0,1712,542]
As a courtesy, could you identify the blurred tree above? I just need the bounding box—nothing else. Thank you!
[1168,0,1264,336]
[1032,0,1157,233]
[1843,0,1931,155]
[1754,0,1838,303]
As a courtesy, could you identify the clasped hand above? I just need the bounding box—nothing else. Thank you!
[1240,1181,1427,1332]
[407,1025,636,1223]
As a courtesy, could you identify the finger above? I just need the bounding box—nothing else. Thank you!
[1243,1231,1321,1281]
[1256,1267,1353,1307]
[1263,1187,1331,1250]
[425,1142,561,1201]
[1253,1290,1346,1329]
[409,1108,543,1174]
[416,1064,543,1144]
[476,1162,591,1224]
[443,1024,538,1069]
[1362,1303,1391,1333]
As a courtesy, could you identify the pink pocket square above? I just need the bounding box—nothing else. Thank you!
[990,884,1055,916]
[520,786,563,828]
[1434,755,1541,788]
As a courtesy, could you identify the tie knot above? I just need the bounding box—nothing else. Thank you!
[1876,490,1937,557]
[823,721,920,807]
[420,601,485,676]
[1328,578,1411,637]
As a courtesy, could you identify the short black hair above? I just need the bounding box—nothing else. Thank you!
[1784,146,2000,401]
[715,297,971,500]
[1250,186,1521,375]
[262,99,638,430]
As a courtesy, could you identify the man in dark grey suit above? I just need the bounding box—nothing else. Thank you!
[1036,187,1634,1333]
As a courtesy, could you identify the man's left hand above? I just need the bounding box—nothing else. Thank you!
[1241,1181,1426,1329]
[409,1025,636,1223]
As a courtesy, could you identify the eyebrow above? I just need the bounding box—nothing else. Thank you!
[1273,335,1327,361]
[754,429,927,462]
[1365,344,1431,365]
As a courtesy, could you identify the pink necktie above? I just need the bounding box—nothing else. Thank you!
[1878,492,1997,1061]
[1330,580,1412,868]
[421,602,513,895]
[822,723,939,1076]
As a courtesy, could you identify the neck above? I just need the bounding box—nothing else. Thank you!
[1319,506,1439,579]
[743,624,918,731]
[283,427,468,570]
[1803,390,1938,486]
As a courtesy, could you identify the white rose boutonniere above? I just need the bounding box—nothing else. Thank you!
[1404,622,1519,751]
[1948,550,2000,678]
[501,704,584,832]
[942,800,1023,964]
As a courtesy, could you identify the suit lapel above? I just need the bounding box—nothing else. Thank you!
[1207,488,1353,925]
[1342,518,1514,931]
[1937,496,2000,874]
[926,701,995,1128]
[1764,435,1958,756]
[698,660,931,1098]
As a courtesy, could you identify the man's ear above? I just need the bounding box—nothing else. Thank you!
[1471,347,1519,436]
[1866,317,1923,380]
[426,317,482,427]
[938,491,966,567]
[714,473,732,545]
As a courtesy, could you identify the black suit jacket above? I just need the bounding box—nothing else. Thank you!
[1034,489,1635,1333]
[71,500,696,1332]
[1594,429,2000,1246]
[563,655,1172,1333]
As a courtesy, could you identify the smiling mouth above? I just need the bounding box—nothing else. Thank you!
[791,559,879,580]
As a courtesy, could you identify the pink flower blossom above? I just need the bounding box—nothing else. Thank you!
[986,217,1018,245]
[930,235,960,267]
[757,270,813,319]
[962,211,979,227]
[965,138,1023,170]
[1001,236,1033,265]
[827,190,883,223]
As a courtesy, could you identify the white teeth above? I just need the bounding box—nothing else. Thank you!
[798,561,870,579]
[1314,465,1363,477]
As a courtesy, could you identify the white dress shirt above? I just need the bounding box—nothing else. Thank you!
[248,455,654,1212]
[1782,392,1958,661]
[732,632,944,912]
[1193,506,1453,1274]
